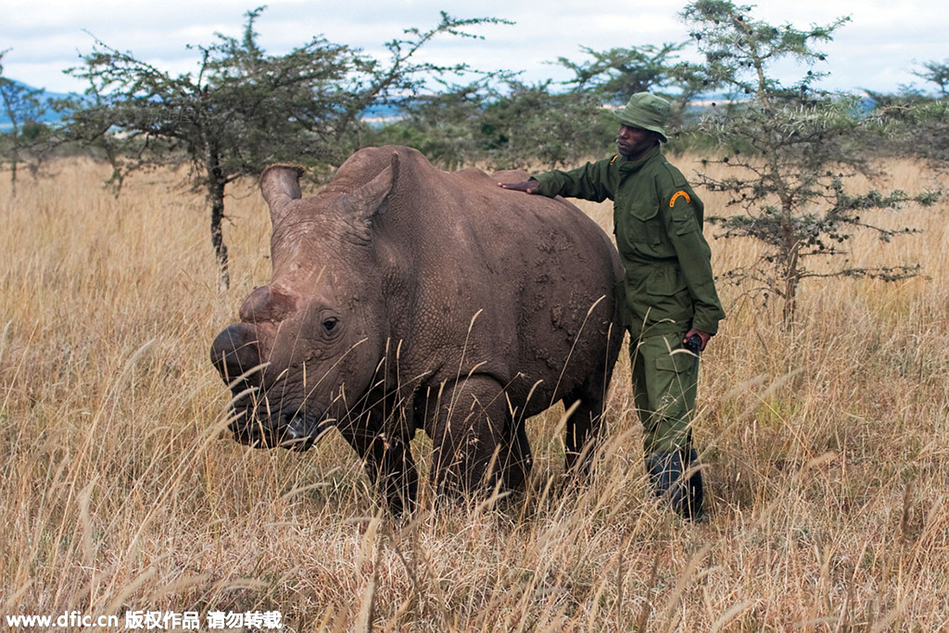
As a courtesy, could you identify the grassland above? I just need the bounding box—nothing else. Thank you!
[1,156,947,631]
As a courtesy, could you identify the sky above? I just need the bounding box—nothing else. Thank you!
[2,0,947,96]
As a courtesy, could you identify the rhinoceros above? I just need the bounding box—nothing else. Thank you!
[210,145,623,514]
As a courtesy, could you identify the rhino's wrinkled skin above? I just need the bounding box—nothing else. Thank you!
[210,146,623,514]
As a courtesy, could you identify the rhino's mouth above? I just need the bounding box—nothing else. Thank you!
[228,407,335,452]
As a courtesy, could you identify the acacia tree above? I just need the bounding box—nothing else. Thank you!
[379,41,702,170]
[0,50,47,197]
[856,61,949,166]
[681,0,938,324]
[914,59,949,97]
[890,60,949,165]
[65,8,504,288]
[557,43,690,102]
[555,42,705,132]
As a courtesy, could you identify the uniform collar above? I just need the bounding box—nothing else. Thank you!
[616,144,662,173]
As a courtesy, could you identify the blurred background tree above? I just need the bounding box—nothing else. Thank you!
[681,0,938,324]
[61,8,505,288]
[6,2,940,310]
[863,59,949,168]
[374,41,700,170]
[0,50,51,197]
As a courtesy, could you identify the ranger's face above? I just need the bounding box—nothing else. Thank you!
[617,125,656,160]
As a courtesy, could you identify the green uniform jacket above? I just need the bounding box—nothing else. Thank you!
[534,146,725,338]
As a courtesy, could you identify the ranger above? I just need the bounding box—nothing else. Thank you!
[500,92,725,519]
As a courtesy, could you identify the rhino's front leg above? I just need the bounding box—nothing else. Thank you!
[342,424,418,516]
[428,374,513,501]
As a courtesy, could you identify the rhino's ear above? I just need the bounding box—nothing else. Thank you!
[261,163,305,225]
[342,152,400,241]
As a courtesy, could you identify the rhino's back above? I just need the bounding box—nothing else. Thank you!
[454,167,624,409]
[345,146,622,406]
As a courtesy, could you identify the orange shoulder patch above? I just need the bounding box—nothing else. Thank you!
[669,190,691,207]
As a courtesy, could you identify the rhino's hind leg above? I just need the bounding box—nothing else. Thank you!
[500,421,533,492]
[562,384,607,479]
[563,329,620,479]
[428,375,513,501]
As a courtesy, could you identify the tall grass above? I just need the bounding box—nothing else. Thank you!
[1,156,947,631]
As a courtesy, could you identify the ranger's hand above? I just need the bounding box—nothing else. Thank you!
[684,328,712,352]
[498,180,540,194]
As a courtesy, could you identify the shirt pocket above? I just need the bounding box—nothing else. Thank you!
[656,348,695,374]
[646,263,687,296]
[669,202,700,236]
[643,264,692,328]
[617,199,663,250]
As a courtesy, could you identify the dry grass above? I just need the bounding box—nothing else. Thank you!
[1,155,947,631]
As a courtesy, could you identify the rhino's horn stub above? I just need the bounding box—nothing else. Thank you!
[389,151,400,192]
[261,163,306,183]
[348,153,400,218]
[261,163,306,221]
[239,284,299,323]
[373,152,400,217]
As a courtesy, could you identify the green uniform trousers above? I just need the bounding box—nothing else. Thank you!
[630,330,698,455]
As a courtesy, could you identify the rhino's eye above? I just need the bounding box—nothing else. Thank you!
[322,317,340,334]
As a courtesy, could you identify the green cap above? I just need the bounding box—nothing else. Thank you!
[614,92,670,143]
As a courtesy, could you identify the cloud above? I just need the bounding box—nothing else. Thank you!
[0,0,944,94]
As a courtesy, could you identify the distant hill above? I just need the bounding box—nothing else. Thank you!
[0,81,406,133]
[0,80,779,135]
[0,80,76,132]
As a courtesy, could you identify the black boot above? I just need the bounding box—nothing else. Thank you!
[646,449,704,521]
[684,449,704,521]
